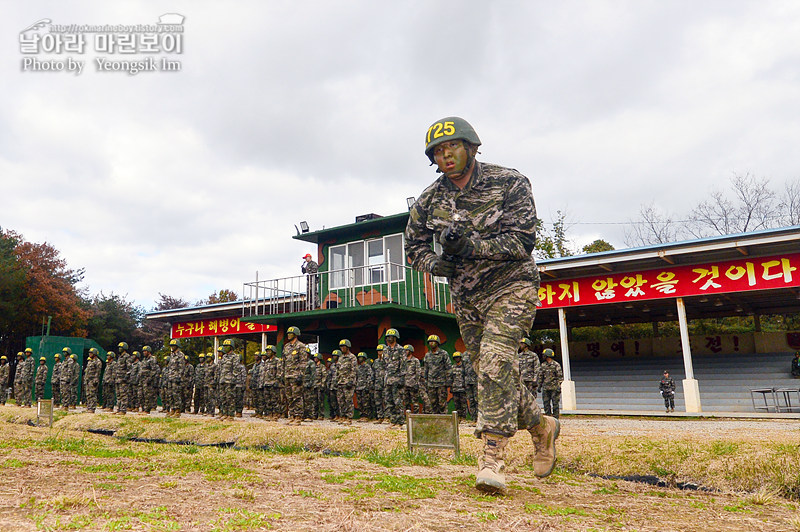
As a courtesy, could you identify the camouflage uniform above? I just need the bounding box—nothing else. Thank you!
[129,356,141,411]
[406,160,543,438]
[383,343,405,425]
[283,339,307,420]
[114,349,132,414]
[35,360,48,401]
[336,350,357,420]
[0,358,9,405]
[183,360,195,413]
[51,357,63,406]
[234,359,246,416]
[303,354,317,419]
[159,364,169,411]
[102,356,115,410]
[60,356,79,409]
[302,258,319,309]
[249,358,262,416]
[84,354,102,411]
[263,352,280,418]
[140,353,160,413]
[166,349,186,413]
[371,355,386,420]
[22,353,35,406]
[424,346,452,414]
[519,347,540,398]
[194,358,207,414]
[355,357,373,419]
[218,351,238,418]
[538,358,563,419]
[204,356,217,415]
[659,373,676,412]
[402,352,422,413]
[463,351,478,420]
[449,357,469,420]
[326,357,339,419]
[313,357,327,419]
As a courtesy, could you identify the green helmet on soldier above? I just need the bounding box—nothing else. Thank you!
[62,347,72,355]
[339,339,351,348]
[403,344,414,353]
[385,328,399,339]
[520,338,532,347]
[25,347,33,354]
[452,351,462,359]
[286,326,301,338]
[169,339,179,349]
[357,352,367,360]
[376,343,385,351]
[39,356,46,362]
[265,345,276,354]
[89,347,98,356]
[424,116,481,163]
[426,334,441,345]
[543,348,555,359]
[332,349,341,358]
[107,351,114,358]
[54,353,60,360]
[143,345,152,353]
[117,342,128,352]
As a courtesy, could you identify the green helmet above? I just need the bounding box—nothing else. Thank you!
[452,351,462,358]
[520,338,532,347]
[332,349,341,357]
[133,351,140,358]
[89,347,98,356]
[265,345,276,354]
[403,344,414,353]
[376,344,386,351]
[287,326,301,337]
[25,347,33,354]
[54,353,60,359]
[543,348,555,359]
[424,116,481,163]
[385,328,399,339]
[117,342,128,352]
[143,345,152,353]
[62,347,72,355]
[357,352,367,360]
[199,353,205,359]
[39,356,46,362]
[169,339,179,348]
[339,339,351,348]
[222,339,234,347]
[426,334,441,345]
[106,351,114,358]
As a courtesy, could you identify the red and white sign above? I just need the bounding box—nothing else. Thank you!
[171,316,276,339]
[539,253,800,309]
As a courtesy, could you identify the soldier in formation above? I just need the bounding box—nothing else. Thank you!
[0,355,8,405]
[383,330,405,426]
[303,348,317,421]
[336,339,357,425]
[217,339,238,421]
[114,342,132,415]
[283,327,306,425]
[372,345,386,423]
[234,354,246,417]
[84,348,102,412]
[165,339,186,417]
[313,353,327,420]
[35,356,48,401]
[103,352,116,411]
[60,350,80,410]
[51,353,63,407]
[326,350,339,420]
[355,352,373,421]
[423,335,451,414]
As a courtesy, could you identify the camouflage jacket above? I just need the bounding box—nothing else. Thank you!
[102,360,114,385]
[262,356,280,387]
[356,362,373,391]
[538,359,563,391]
[371,358,385,390]
[114,352,131,384]
[326,360,338,390]
[519,348,540,383]
[303,359,316,389]
[405,161,540,305]
[218,353,238,385]
[234,362,246,388]
[85,357,102,384]
[462,352,477,386]
[166,351,185,383]
[51,360,62,386]
[204,361,217,388]
[336,352,357,388]
[0,363,8,388]
[249,361,262,389]
[35,364,48,387]
[423,348,451,387]
[403,355,421,389]
[129,360,141,386]
[194,362,206,387]
[23,355,36,380]
[449,361,467,392]
[282,340,307,381]
[184,363,195,387]
[383,344,405,387]
[140,357,159,387]
[659,377,676,395]
[60,358,77,385]
[314,361,327,389]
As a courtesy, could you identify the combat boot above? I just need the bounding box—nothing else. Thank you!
[475,433,509,494]
[529,415,560,478]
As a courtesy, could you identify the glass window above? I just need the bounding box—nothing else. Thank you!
[327,233,406,288]
[385,234,404,282]
[348,241,364,286]
[367,239,385,284]
[330,245,347,289]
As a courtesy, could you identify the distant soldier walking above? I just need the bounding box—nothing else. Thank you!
[519,338,540,398]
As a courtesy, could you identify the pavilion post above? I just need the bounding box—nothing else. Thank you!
[676,297,702,412]
[558,308,577,411]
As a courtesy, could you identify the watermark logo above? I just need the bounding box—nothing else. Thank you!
[19,13,185,76]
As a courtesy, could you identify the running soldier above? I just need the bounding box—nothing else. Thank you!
[165,340,186,417]
[519,338,540,398]
[283,327,306,425]
[336,340,357,425]
[34,356,48,401]
[538,349,563,419]
[372,345,386,423]
[382,330,405,426]
[423,335,451,414]
[51,353,62,406]
[114,342,132,415]
[406,116,559,493]
[355,352,373,420]
[84,348,102,412]
[449,351,469,421]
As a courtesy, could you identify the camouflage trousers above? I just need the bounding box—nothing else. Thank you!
[193,386,205,413]
[14,380,27,406]
[466,383,477,419]
[235,386,244,414]
[356,389,372,419]
[327,388,339,418]
[60,382,76,408]
[167,380,183,412]
[115,382,130,413]
[102,382,114,408]
[383,383,404,424]
[142,384,158,413]
[53,384,62,406]
[662,392,675,410]
[85,381,99,410]
[541,388,560,418]
[452,391,468,420]
[337,385,355,419]
[183,384,193,412]
[219,383,235,417]
[205,386,215,414]
[35,382,45,401]
[427,385,449,414]
[303,388,317,419]
[315,388,326,418]
[285,381,303,418]
[252,387,263,415]
[372,388,385,419]
[523,379,538,399]
[454,282,542,438]
[264,386,280,416]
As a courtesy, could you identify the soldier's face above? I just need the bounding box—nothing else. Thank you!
[433,140,469,176]
[428,342,437,351]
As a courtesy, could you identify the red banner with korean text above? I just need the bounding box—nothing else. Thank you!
[171,316,276,339]
[538,253,800,309]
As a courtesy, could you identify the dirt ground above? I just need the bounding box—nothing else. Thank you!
[1,407,799,531]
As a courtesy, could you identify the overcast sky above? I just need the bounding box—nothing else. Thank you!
[3,1,800,311]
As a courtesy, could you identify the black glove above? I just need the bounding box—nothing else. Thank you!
[431,257,456,277]
[440,227,474,257]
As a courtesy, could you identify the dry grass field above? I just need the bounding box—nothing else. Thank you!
[1,405,799,531]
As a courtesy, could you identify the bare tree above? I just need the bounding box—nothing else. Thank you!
[688,173,776,237]
[623,202,684,247]
[778,178,800,226]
